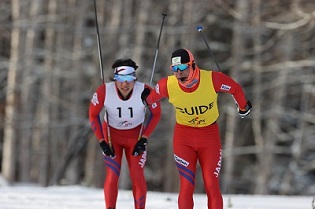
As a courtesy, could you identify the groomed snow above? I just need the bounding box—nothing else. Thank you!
[0,184,313,209]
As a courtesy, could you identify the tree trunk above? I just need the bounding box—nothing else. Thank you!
[133,0,150,77]
[222,0,248,194]
[2,0,22,183]
[19,0,43,183]
[251,0,267,194]
[163,104,178,192]
[84,135,105,188]
[37,0,57,186]
[62,0,86,186]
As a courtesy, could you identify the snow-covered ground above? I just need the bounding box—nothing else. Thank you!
[0,184,313,209]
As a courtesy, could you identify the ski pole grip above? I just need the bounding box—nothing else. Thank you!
[196,26,203,32]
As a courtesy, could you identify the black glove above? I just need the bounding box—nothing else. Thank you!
[100,140,115,158]
[238,101,252,118]
[132,137,148,156]
[141,88,151,106]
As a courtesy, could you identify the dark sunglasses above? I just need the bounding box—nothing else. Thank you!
[170,62,192,72]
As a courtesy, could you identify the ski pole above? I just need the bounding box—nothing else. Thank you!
[135,13,167,154]
[197,26,239,110]
[149,13,167,86]
[196,26,222,72]
[93,0,113,151]
[93,0,105,84]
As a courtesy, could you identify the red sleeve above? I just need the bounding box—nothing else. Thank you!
[146,77,169,105]
[88,84,108,142]
[212,71,248,109]
[142,84,162,138]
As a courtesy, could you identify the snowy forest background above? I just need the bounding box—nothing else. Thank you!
[0,0,314,196]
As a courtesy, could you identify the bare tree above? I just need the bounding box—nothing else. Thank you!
[2,0,24,183]
[19,0,43,183]
[222,0,249,194]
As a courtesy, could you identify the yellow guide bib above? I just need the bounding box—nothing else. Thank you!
[167,70,219,127]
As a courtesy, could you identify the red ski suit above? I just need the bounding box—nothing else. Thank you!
[145,70,248,209]
[89,82,161,209]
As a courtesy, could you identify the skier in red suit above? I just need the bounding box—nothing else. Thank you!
[141,49,252,209]
[89,58,161,209]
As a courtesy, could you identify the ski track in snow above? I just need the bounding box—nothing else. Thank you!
[0,185,313,209]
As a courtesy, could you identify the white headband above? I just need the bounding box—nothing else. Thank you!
[114,66,135,75]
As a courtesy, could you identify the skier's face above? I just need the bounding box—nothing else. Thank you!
[173,65,192,84]
[115,80,135,98]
